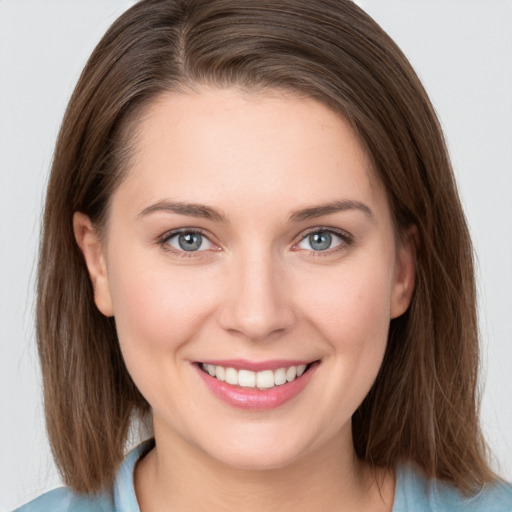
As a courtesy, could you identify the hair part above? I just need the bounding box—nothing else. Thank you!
[37,0,495,494]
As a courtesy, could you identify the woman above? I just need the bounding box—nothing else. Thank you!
[16,0,512,510]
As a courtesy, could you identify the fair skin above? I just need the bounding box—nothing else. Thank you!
[74,88,415,512]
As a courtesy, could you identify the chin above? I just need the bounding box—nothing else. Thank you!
[193,424,322,472]
[209,446,305,472]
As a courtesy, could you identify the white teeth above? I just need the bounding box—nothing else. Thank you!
[238,369,256,388]
[296,364,307,377]
[201,363,310,389]
[256,370,274,389]
[225,367,238,385]
[285,366,297,382]
[274,368,287,386]
[215,365,225,381]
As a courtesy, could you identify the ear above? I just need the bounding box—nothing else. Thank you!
[390,225,417,319]
[73,212,114,317]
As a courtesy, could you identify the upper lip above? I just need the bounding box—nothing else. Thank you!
[196,358,318,372]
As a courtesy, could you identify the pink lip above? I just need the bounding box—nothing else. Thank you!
[194,361,319,410]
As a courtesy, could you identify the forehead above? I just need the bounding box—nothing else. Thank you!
[114,87,387,221]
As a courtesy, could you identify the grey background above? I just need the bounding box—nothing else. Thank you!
[1,1,511,510]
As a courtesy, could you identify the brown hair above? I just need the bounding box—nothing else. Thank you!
[37,0,495,495]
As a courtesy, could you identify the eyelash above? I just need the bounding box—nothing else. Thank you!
[157,227,354,259]
[158,228,217,259]
[293,227,354,257]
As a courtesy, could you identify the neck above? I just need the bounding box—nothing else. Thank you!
[134,422,394,512]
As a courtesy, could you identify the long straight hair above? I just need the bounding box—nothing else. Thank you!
[37,0,494,494]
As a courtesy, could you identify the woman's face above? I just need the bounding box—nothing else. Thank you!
[76,88,415,470]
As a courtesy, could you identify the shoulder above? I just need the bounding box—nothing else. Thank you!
[14,439,153,512]
[433,478,512,512]
[13,487,114,512]
[394,463,512,512]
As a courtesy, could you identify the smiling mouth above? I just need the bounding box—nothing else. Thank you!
[198,362,315,390]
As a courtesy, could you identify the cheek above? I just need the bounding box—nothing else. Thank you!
[105,251,225,411]
[302,262,394,347]
[297,258,395,404]
[107,251,220,355]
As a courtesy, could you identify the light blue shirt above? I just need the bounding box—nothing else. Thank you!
[15,441,512,511]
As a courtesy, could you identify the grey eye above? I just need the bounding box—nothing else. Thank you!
[167,231,212,252]
[178,232,202,251]
[297,230,343,251]
[309,231,332,251]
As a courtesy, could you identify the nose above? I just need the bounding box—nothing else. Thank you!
[218,250,296,342]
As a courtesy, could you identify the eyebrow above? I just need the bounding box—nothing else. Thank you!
[138,199,373,223]
[138,200,228,222]
[288,200,373,222]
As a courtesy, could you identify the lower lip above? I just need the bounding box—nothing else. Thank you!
[195,362,319,410]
